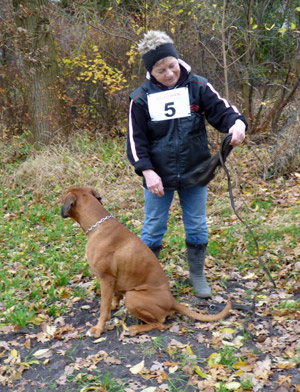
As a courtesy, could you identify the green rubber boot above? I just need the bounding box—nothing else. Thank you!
[186,242,212,298]
[149,245,162,259]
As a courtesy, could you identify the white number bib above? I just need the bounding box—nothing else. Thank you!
[147,87,191,121]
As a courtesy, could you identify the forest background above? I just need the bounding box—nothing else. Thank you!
[0,0,300,154]
[0,1,300,391]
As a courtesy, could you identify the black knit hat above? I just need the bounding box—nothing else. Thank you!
[142,43,178,72]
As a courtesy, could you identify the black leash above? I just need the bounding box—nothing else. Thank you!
[191,134,276,288]
[189,135,233,187]
[219,134,276,288]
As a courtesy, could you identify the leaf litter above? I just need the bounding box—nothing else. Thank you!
[1,279,300,391]
[0,145,299,392]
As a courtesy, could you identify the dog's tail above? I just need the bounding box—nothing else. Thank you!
[173,298,231,322]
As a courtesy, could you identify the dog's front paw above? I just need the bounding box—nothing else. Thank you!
[87,326,102,338]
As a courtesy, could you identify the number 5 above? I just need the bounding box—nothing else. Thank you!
[165,102,176,117]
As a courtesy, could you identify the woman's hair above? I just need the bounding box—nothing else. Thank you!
[137,30,174,55]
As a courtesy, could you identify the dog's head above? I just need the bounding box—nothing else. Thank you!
[61,187,102,219]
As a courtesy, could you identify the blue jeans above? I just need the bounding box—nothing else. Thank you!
[141,185,208,248]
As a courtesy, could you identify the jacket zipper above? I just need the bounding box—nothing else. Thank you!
[175,118,181,188]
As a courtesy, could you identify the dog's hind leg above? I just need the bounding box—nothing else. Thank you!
[128,322,167,336]
[125,290,168,335]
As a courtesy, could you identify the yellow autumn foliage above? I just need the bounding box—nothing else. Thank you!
[63,46,128,95]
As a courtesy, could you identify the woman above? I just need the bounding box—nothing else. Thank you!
[127,31,247,298]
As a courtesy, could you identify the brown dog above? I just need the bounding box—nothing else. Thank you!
[61,187,231,337]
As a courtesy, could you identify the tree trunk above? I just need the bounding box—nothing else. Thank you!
[240,0,255,129]
[221,0,229,100]
[12,0,68,144]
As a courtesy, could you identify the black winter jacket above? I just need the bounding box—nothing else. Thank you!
[127,61,248,190]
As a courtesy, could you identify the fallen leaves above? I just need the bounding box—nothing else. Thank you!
[129,359,145,375]
[32,348,52,359]
[55,350,122,386]
[253,356,272,381]
[0,147,299,391]
[1,283,300,391]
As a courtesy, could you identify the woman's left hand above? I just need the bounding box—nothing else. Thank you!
[229,119,246,146]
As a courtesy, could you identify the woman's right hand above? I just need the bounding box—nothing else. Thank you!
[142,169,165,197]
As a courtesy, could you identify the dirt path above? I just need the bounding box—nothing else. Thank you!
[1,281,300,392]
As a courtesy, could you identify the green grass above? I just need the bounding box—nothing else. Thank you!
[277,298,300,311]
[68,370,127,391]
[217,346,240,368]
[0,186,88,327]
[207,206,300,275]
[0,134,299,329]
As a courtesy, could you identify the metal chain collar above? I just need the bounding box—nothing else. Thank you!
[85,215,115,235]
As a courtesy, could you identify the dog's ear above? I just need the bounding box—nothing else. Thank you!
[61,192,77,218]
[91,189,103,205]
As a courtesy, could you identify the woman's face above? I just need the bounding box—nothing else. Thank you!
[151,57,180,87]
